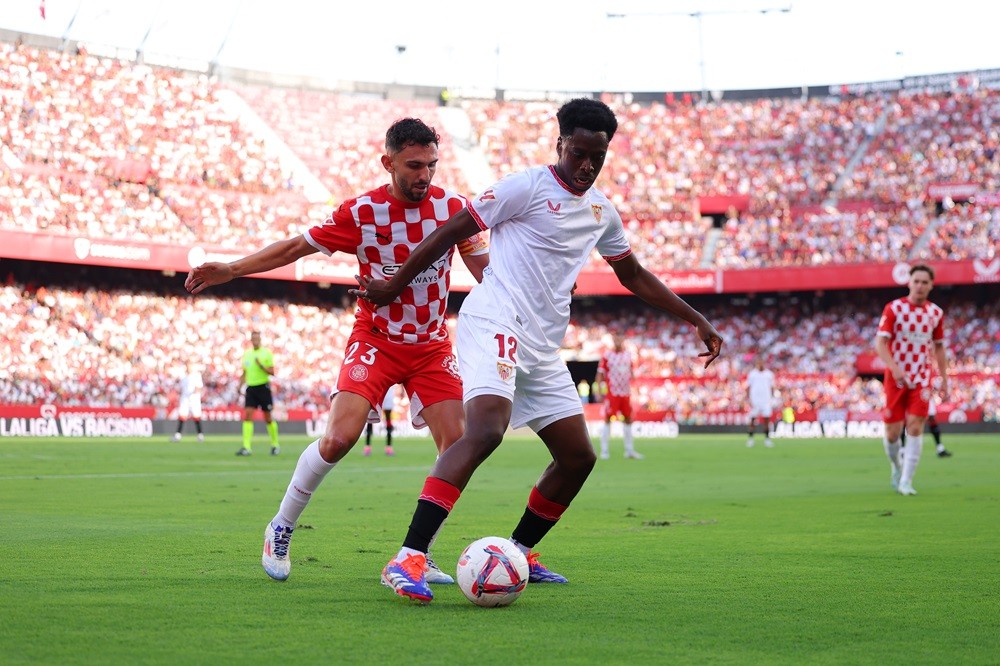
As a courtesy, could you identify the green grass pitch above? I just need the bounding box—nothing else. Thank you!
[2,433,998,665]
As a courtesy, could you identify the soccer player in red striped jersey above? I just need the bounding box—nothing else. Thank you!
[595,335,642,459]
[185,118,489,585]
[874,264,949,496]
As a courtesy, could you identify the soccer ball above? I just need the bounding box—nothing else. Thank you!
[456,536,529,607]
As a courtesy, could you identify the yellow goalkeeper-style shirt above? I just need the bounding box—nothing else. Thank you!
[243,348,274,387]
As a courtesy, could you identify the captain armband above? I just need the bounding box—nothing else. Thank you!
[457,231,490,257]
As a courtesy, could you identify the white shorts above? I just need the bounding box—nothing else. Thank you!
[748,402,772,419]
[457,313,582,433]
[178,394,203,419]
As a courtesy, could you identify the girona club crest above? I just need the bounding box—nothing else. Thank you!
[349,365,369,382]
[591,204,603,223]
[442,355,461,381]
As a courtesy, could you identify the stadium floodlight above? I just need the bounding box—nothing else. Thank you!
[607,5,792,102]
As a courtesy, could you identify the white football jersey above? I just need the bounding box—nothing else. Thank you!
[463,166,631,355]
[180,371,204,399]
[747,368,775,405]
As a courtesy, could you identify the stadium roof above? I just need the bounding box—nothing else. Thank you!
[4,0,1000,93]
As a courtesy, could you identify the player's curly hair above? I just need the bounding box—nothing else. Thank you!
[556,98,618,141]
[386,118,440,153]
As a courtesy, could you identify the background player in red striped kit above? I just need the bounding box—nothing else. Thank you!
[595,335,643,459]
[185,118,489,583]
[874,264,949,496]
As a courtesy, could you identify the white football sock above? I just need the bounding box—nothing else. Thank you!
[600,422,610,454]
[623,423,635,453]
[883,437,902,470]
[900,434,923,486]
[273,440,336,527]
[396,546,424,560]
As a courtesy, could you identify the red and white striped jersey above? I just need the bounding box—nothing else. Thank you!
[598,349,633,398]
[305,184,488,344]
[877,297,945,387]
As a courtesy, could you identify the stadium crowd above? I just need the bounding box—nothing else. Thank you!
[3,269,996,423]
[0,42,324,249]
[1,42,997,425]
[2,43,997,272]
[227,84,470,201]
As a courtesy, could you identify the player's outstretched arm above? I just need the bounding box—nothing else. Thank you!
[610,255,723,367]
[353,209,480,305]
[185,236,316,294]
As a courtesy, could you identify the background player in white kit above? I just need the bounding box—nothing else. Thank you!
[595,335,642,459]
[357,98,723,604]
[746,357,775,448]
[172,363,205,442]
[875,264,949,495]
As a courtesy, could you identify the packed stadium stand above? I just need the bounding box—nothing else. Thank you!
[1,40,997,429]
[3,260,997,425]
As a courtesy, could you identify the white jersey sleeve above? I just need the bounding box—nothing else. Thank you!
[468,171,533,231]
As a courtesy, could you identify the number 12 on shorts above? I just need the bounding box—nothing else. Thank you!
[494,333,517,363]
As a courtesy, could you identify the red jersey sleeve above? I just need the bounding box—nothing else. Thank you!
[877,303,895,337]
[932,312,945,343]
[305,203,362,256]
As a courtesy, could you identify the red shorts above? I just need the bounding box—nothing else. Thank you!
[882,380,932,423]
[336,322,463,415]
[602,394,633,421]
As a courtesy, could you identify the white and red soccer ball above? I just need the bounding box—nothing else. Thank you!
[456,536,529,607]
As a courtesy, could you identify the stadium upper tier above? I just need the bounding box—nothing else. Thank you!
[0,42,997,278]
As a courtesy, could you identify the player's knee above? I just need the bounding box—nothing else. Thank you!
[317,431,356,461]
[466,429,505,463]
[434,422,466,453]
[561,445,596,477]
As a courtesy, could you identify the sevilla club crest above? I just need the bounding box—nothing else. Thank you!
[496,362,514,382]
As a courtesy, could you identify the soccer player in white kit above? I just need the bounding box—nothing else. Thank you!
[357,99,724,604]
[746,357,775,448]
[172,363,205,442]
